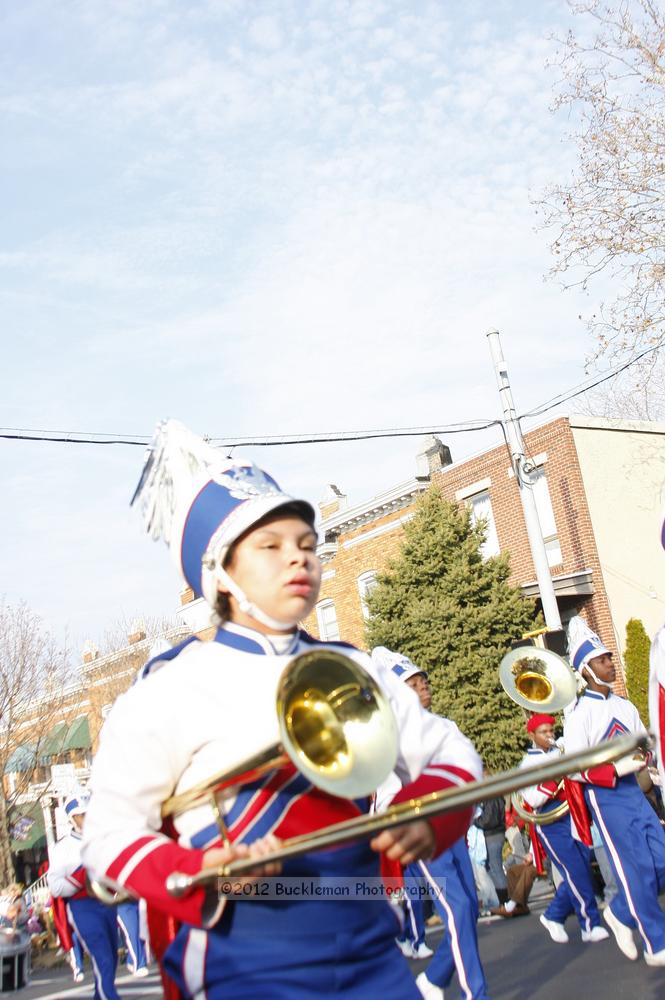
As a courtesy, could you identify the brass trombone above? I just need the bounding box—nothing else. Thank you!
[166,731,647,896]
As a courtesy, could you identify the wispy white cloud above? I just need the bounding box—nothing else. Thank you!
[1,0,605,640]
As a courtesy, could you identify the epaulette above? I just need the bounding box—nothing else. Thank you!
[135,636,200,682]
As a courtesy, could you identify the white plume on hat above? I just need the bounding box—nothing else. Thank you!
[567,615,611,672]
[131,420,315,619]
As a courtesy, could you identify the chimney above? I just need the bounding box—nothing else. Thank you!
[180,585,196,606]
[415,435,452,480]
[81,640,99,664]
[128,618,147,644]
[319,484,348,520]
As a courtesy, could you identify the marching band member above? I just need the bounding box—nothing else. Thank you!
[518,713,607,945]
[82,420,482,1000]
[47,792,121,1000]
[117,899,150,977]
[564,616,665,966]
[373,648,491,1000]
[649,511,665,789]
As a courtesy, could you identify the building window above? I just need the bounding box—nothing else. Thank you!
[468,490,500,558]
[357,571,378,620]
[531,470,562,567]
[316,600,340,641]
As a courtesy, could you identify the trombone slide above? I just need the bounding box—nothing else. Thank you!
[166,731,647,897]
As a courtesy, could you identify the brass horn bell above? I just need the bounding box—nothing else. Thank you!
[162,648,400,819]
[499,645,579,713]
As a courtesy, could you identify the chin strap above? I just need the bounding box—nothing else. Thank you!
[583,664,612,689]
[214,567,300,632]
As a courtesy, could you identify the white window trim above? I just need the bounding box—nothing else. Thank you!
[316,599,340,641]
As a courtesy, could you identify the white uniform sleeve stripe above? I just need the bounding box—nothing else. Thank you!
[115,837,172,885]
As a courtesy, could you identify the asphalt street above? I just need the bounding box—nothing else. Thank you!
[14,899,665,998]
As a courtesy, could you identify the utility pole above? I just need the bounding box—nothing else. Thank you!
[486,329,562,632]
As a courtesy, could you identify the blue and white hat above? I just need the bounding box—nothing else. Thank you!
[371,646,427,683]
[131,420,315,608]
[567,615,611,672]
[64,790,90,819]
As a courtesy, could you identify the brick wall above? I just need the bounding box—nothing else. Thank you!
[303,417,626,693]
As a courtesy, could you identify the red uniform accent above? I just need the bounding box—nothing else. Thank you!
[106,838,208,926]
[526,714,555,734]
[577,763,617,788]
[389,769,475,857]
[146,906,183,1000]
[50,895,73,952]
[564,778,593,846]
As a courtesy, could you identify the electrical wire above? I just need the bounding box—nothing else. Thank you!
[519,343,663,419]
[0,419,501,448]
[0,343,661,449]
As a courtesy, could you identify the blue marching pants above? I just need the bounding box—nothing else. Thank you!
[163,843,423,999]
[587,776,665,956]
[397,863,427,948]
[67,896,121,1000]
[117,900,148,972]
[418,839,490,1000]
[538,816,601,933]
[71,930,84,975]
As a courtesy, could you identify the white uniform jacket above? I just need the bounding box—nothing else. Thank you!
[519,746,566,812]
[47,831,87,899]
[564,689,646,786]
[82,625,482,929]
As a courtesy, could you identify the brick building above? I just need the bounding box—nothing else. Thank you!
[301,415,665,693]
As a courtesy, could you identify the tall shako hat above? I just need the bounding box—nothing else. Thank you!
[566,615,610,672]
[131,420,316,618]
[371,646,427,684]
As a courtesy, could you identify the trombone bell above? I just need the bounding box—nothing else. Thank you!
[278,650,399,798]
[499,646,578,713]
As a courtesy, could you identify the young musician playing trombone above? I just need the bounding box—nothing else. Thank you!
[81,420,482,1000]
[518,714,607,945]
[565,615,665,966]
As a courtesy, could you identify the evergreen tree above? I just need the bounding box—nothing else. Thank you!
[624,617,651,725]
[364,487,540,771]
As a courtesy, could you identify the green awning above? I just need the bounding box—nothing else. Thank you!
[9,803,45,854]
[4,744,36,774]
[39,721,68,761]
[63,716,91,752]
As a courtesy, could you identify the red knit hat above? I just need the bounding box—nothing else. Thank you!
[527,713,555,734]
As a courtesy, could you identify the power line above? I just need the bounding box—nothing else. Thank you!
[0,419,501,449]
[520,343,663,419]
[1,343,661,449]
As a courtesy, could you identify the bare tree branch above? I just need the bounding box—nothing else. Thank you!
[535,0,665,405]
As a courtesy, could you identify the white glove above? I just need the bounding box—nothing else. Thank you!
[614,755,646,778]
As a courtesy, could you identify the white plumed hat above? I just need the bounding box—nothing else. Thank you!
[567,615,611,672]
[131,420,315,608]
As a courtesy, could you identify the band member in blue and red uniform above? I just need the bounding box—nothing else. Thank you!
[82,420,482,1000]
[565,615,665,967]
[519,713,607,945]
[47,792,121,1000]
[373,647,491,1000]
[649,508,665,793]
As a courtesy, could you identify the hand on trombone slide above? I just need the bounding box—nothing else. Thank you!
[370,820,435,866]
[202,833,284,887]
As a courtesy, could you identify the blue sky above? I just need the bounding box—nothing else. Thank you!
[1,0,607,650]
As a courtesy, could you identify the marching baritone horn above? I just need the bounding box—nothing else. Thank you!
[499,643,581,825]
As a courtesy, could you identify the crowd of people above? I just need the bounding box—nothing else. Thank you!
[16,418,665,999]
